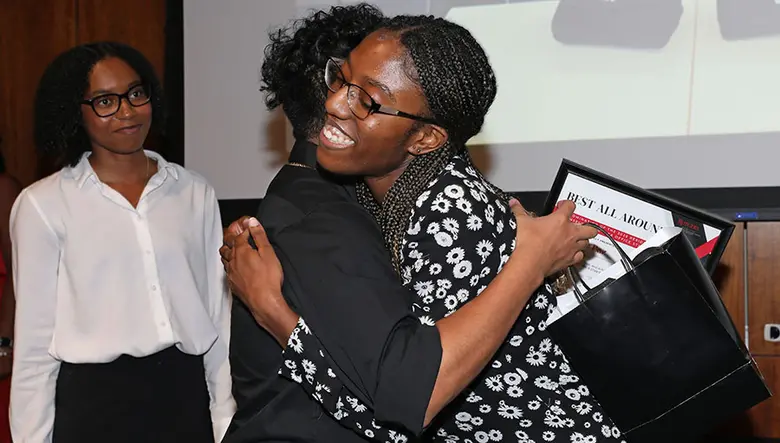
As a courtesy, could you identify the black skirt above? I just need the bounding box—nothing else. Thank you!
[52,346,214,443]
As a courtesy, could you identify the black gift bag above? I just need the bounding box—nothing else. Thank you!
[548,224,771,443]
[551,0,684,50]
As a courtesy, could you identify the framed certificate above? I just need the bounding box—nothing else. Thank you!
[543,159,735,278]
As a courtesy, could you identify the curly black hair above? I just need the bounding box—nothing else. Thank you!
[260,3,385,140]
[34,41,165,168]
[356,15,506,273]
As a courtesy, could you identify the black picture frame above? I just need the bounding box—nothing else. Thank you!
[542,159,735,276]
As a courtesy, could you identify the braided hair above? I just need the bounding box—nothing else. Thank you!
[356,15,509,274]
[34,42,165,169]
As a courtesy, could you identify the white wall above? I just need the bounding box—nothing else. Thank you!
[184,0,296,200]
[185,0,780,199]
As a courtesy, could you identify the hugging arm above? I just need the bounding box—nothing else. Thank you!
[269,202,442,438]
[229,199,590,439]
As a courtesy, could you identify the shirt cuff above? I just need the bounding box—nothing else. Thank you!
[212,410,234,443]
[373,318,442,435]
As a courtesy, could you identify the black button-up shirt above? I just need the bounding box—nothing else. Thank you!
[224,140,442,443]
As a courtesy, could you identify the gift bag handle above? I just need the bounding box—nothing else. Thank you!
[567,222,635,302]
[566,266,590,303]
[583,222,634,270]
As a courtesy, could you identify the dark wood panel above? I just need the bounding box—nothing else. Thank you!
[713,222,746,337]
[700,222,754,441]
[745,357,780,438]
[76,0,166,80]
[747,222,780,355]
[0,0,76,186]
[76,0,168,155]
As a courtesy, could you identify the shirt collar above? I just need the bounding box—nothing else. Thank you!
[70,149,179,188]
[287,139,318,168]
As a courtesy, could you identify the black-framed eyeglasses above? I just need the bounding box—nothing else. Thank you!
[325,58,438,126]
[81,84,151,118]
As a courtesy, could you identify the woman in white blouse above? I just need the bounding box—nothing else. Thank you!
[9,42,234,443]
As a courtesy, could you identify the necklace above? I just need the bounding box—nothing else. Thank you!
[287,161,315,170]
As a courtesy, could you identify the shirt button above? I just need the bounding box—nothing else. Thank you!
[145,250,152,255]
[151,285,158,291]
[160,322,168,327]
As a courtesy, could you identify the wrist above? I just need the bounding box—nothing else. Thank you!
[248,291,298,347]
[506,249,545,289]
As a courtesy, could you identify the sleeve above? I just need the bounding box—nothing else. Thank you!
[403,178,514,318]
[9,190,62,443]
[272,201,442,438]
[201,187,236,442]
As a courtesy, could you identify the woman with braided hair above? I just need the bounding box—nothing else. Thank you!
[294,15,624,443]
[224,13,625,443]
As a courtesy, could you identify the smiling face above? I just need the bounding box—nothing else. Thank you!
[81,57,152,156]
[317,31,447,179]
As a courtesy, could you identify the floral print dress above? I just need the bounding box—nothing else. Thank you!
[278,155,626,443]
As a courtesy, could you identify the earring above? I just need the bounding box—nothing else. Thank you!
[416,147,421,154]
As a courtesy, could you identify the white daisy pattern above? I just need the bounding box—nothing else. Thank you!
[277,155,625,443]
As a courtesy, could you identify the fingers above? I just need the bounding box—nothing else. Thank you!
[571,250,585,265]
[509,198,532,219]
[552,199,596,241]
[556,200,577,218]
[574,223,598,240]
[576,239,592,250]
[219,245,232,264]
[227,222,243,237]
[234,217,269,250]
[247,223,270,249]
[224,216,252,250]
[234,227,253,249]
[241,215,257,229]
[229,216,251,235]
[223,227,241,249]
